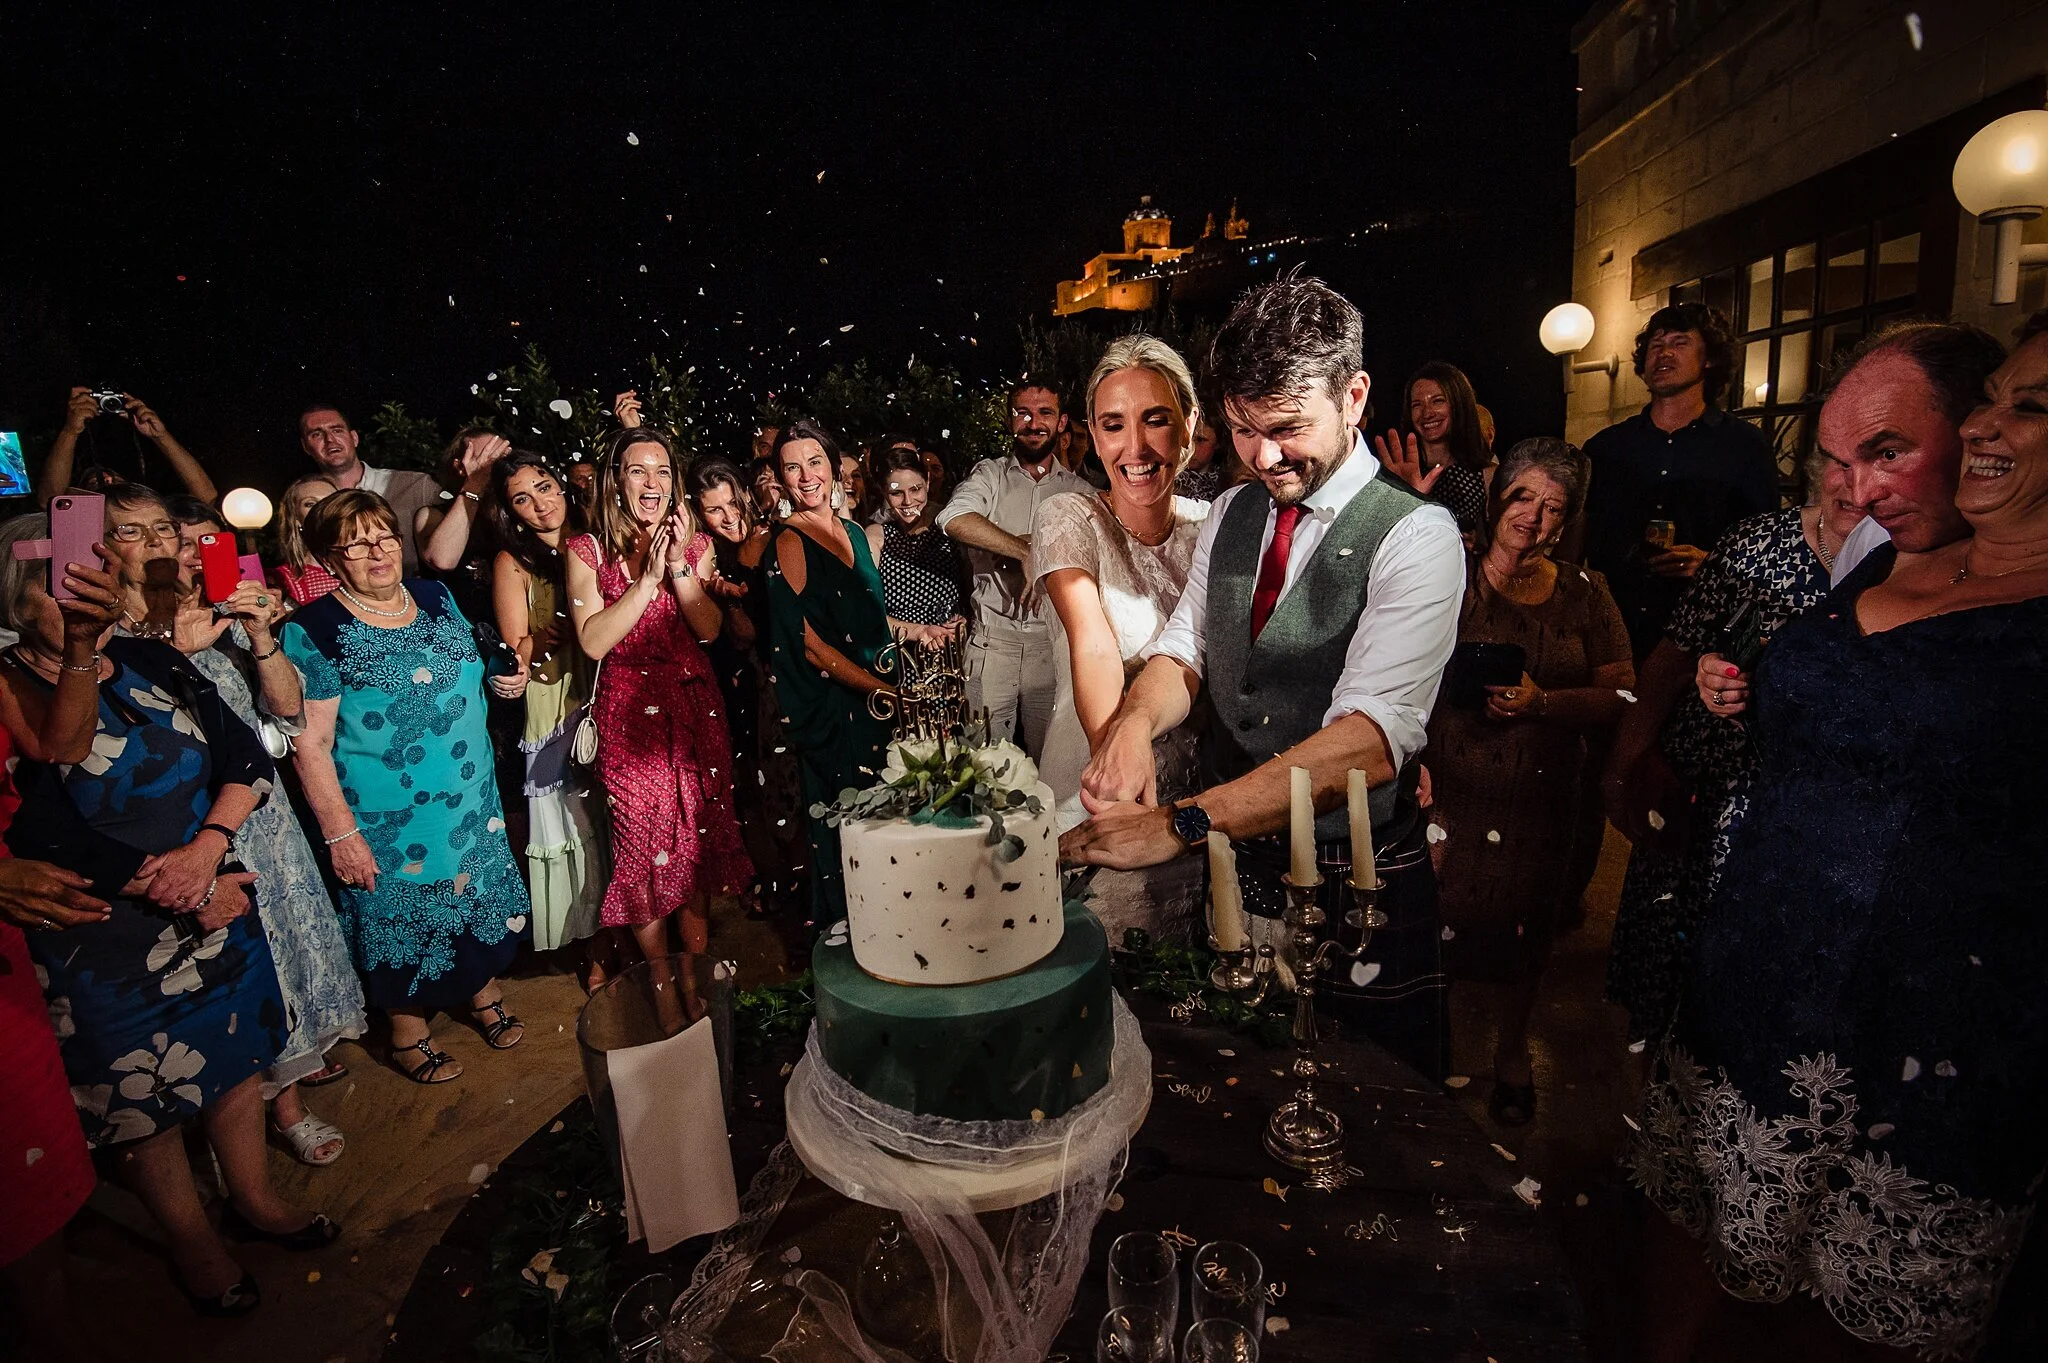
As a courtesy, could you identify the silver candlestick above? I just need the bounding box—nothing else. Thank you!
[1211,869,1384,1191]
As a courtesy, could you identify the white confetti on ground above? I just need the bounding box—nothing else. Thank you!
[1627,1039,1647,1054]
[1512,1177,1542,1207]
[468,1163,491,1183]
[1574,1193,1589,1207]
[1491,1143,1517,1162]
[1265,1317,1290,1335]
[1443,1075,1470,1089]
[1646,809,1667,831]
[1868,1122,1895,1140]
[1935,1060,1958,1077]
[1485,829,1501,844]
[1902,1056,1922,1082]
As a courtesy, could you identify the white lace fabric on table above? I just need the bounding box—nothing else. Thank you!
[674,995,1152,1363]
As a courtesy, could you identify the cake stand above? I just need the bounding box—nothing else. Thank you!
[783,1053,1150,1214]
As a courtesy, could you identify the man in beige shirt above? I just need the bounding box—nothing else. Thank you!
[298,404,443,576]
[935,378,1092,758]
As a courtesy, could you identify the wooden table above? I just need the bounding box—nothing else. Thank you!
[390,990,1584,1362]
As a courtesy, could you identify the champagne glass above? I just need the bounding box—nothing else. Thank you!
[1183,1317,1260,1363]
[1096,1304,1174,1363]
[855,1220,939,1353]
[1107,1231,1180,1338]
[1189,1242,1265,1336]
[610,1273,678,1361]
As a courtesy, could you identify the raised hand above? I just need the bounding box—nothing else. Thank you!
[1373,430,1444,494]
[614,390,643,429]
[459,433,512,487]
[63,387,97,435]
[123,396,169,441]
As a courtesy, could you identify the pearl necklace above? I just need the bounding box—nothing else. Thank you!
[336,583,414,618]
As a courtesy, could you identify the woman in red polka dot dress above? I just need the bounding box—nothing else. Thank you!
[565,428,752,967]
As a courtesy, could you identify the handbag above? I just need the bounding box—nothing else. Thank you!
[572,656,603,765]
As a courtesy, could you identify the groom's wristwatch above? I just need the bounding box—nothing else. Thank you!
[1169,800,1211,851]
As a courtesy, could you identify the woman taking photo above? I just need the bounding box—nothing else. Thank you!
[0,514,334,1315]
[565,429,752,963]
[1422,439,1632,1126]
[155,495,366,1164]
[864,445,969,642]
[688,459,807,919]
[489,451,608,964]
[1374,361,1495,538]
[1029,335,1211,942]
[766,420,895,927]
[281,491,530,1084]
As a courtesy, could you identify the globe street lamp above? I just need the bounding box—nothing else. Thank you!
[1953,109,2048,305]
[1541,302,1616,390]
[221,487,275,531]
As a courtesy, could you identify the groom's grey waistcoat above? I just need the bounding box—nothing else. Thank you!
[1202,468,1428,840]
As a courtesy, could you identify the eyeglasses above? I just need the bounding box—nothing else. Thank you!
[108,519,177,543]
[335,534,402,561]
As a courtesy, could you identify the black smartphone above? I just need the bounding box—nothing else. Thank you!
[1447,641,1527,708]
[1719,599,1771,672]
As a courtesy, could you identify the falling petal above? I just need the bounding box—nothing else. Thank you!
[626,131,640,145]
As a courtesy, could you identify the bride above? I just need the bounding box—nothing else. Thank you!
[1029,335,1210,943]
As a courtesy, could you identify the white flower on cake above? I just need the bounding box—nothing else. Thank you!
[970,741,1037,797]
[881,737,942,784]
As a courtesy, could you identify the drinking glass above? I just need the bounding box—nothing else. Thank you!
[1108,1231,1180,1338]
[1183,1317,1260,1363]
[1096,1304,1174,1363]
[1189,1242,1265,1336]
[610,1272,678,1361]
[855,1220,940,1353]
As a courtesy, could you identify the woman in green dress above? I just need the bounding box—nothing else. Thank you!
[765,420,896,928]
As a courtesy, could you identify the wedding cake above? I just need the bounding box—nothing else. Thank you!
[809,734,1115,1123]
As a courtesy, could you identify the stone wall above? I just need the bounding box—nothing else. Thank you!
[1567,0,2048,446]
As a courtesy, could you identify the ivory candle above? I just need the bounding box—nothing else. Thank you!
[1289,766,1319,885]
[1207,830,1245,952]
[1348,768,1378,888]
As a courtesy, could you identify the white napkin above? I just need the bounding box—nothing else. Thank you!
[609,1014,740,1252]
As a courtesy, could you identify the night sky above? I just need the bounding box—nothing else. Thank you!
[7,2,1586,492]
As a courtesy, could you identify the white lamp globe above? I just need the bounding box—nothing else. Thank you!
[221,487,275,531]
[1540,302,1597,356]
[1953,109,2048,215]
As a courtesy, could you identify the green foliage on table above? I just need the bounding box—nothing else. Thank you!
[733,970,816,1058]
[810,729,1044,863]
[475,1105,624,1363]
[1113,928,1295,1048]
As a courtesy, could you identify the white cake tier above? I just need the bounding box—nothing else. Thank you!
[841,781,1063,985]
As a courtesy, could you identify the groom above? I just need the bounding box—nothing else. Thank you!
[1060,277,1464,1079]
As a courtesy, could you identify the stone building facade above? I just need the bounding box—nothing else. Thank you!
[1566,0,2048,483]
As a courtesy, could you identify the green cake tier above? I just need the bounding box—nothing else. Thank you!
[813,899,1113,1122]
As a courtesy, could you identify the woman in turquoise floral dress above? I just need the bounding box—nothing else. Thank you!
[281,491,529,1085]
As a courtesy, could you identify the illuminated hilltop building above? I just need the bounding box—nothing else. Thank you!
[1053,198,1251,315]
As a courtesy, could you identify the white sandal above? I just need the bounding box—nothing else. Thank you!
[273,1113,346,1166]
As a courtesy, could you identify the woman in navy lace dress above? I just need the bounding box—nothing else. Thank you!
[1631,324,2048,1360]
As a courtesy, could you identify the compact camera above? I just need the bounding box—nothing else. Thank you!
[87,389,127,415]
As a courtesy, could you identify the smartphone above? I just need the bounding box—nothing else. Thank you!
[1447,641,1527,708]
[1644,518,1678,550]
[1719,599,1772,672]
[48,493,105,602]
[0,433,30,498]
[198,531,241,604]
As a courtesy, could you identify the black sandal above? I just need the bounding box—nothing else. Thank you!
[392,1037,462,1083]
[220,1204,342,1251]
[178,1268,261,1318]
[470,999,524,1050]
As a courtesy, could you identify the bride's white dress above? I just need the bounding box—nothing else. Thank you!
[1028,491,1210,945]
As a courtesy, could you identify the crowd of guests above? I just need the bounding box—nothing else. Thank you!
[2,275,2043,1362]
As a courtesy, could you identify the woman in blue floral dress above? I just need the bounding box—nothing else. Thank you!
[0,513,335,1316]
[282,491,529,1084]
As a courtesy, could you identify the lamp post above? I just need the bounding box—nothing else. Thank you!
[221,487,275,531]
[1953,109,2048,306]
[1541,302,1617,390]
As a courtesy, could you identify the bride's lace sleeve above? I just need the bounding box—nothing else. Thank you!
[1027,492,1100,588]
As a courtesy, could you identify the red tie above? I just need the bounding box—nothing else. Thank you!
[1249,503,1304,642]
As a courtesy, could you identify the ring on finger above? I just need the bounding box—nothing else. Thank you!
[1712,690,1724,704]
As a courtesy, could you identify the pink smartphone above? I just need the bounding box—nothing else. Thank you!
[48,493,105,602]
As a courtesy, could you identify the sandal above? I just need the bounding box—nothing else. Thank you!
[298,1056,350,1087]
[177,1267,261,1318]
[271,1112,345,1166]
[392,1037,462,1084]
[470,999,525,1050]
[220,1203,342,1251]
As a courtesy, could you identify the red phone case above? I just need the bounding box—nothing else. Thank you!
[199,532,241,604]
[48,493,105,602]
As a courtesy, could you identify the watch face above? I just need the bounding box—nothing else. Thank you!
[1171,804,1210,847]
